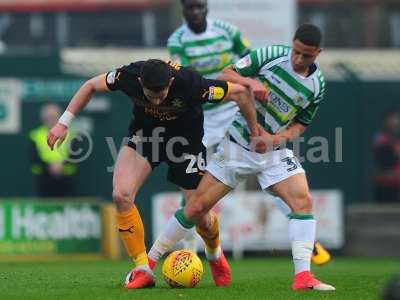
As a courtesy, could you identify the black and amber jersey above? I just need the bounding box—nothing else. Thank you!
[105,61,230,125]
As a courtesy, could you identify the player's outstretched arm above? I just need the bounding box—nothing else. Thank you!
[224,83,259,139]
[47,74,109,150]
[219,66,269,102]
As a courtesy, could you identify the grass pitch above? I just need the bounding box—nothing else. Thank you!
[0,257,398,300]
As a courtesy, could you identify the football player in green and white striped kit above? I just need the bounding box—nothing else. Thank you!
[167,0,250,253]
[167,0,331,266]
[149,24,335,291]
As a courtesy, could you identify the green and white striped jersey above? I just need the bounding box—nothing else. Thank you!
[229,45,326,149]
[167,18,250,79]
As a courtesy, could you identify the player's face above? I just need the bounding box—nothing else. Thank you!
[291,39,321,73]
[183,0,207,31]
[142,78,174,105]
[143,88,169,105]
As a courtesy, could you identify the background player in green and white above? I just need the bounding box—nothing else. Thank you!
[168,0,250,149]
[167,0,251,252]
[149,24,335,291]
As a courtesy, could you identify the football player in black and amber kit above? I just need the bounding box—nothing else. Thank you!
[47,59,259,289]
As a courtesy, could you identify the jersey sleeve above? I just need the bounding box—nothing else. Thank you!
[198,79,230,103]
[233,45,291,77]
[105,62,141,92]
[187,68,229,104]
[295,71,326,126]
[167,29,190,66]
[105,66,128,91]
[232,30,251,57]
[105,69,122,91]
[295,102,320,126]
[314,70,326,104]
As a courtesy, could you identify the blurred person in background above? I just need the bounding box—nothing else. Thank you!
[373,109,400,203]
[168,0,251,254]
[168,0,331,266]
[29,103,77,197]
[169,0,250,150]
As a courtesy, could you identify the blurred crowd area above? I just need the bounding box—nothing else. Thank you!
[0,0,399,51]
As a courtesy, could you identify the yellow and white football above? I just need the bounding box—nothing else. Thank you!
[162,250,204,288]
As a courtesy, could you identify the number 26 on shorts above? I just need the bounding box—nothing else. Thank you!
[184,153,206,174]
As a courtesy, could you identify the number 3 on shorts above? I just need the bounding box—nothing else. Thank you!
[184,153,206,174]
[281,157,298,172]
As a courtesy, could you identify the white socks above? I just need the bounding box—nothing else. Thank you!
[182,228,198,253]
[289,217,316,274]
[148,215,191,261]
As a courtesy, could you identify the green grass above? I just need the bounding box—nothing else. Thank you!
[0,257,398,300]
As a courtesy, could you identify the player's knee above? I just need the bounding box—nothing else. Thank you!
[291,192,313,214]
[112,188,133,211]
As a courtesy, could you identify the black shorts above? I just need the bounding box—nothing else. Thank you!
[126,118,206,190]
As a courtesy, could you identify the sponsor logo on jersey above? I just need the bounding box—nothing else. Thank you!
[293,94,308,107]
[235,55,252,69]
[144,107,177,121]
[192,57,221,70]
[208,86,225,101]
[270,75,281,85]
[269,92,290,114]
[172,99,184,108]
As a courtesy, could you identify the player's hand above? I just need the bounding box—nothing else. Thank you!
[47,123,68,150]
[247,79,269,102]
[250,125,280,153]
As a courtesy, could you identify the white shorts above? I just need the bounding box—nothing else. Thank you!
[202,102,239,148]
[206,138,305,190]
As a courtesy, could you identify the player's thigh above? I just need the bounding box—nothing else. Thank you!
[268,172,312,214]
[183,172,232,220]
[113,145,152,201]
